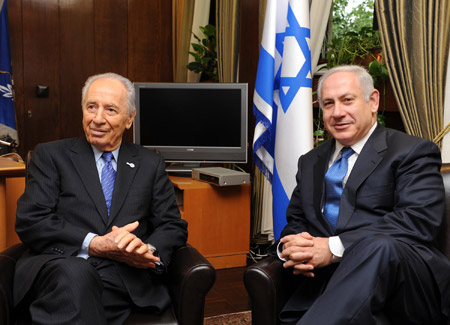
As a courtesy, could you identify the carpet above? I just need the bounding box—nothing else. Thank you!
[204,310,251,324]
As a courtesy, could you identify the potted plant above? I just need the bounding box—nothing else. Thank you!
[325,26,383,69]
[314,0,389,146]
[187,24,218,82]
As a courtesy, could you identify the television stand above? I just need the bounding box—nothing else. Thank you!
[169,175,251,269]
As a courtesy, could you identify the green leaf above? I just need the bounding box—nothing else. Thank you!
[187,62,204,73]
[191,43,204,53]
[203,24,216,38]
[193,33,202,43]
[313,130,325,137]
[188,51,201,62]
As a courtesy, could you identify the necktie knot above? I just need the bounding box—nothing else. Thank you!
[341,147,354,160]
[102,151,113,163]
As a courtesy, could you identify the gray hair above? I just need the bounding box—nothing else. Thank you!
[317,65,374,108]
[81,72,136,116]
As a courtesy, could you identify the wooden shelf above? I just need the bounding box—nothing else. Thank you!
[169,176,251,269]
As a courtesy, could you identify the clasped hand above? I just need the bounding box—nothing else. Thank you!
[280,232,333,277]
[88,221,160,269]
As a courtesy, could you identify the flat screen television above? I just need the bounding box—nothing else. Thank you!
[133,82,248,171]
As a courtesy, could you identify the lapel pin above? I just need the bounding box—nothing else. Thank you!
[126,162,135,168]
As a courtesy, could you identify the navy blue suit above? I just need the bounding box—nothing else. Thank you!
[14,137,188,322]
[279,125,450,323]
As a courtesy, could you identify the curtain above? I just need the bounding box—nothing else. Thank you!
[216,0,240,83]
[441,47,450,162]
[310,0,333,75]
[187,0,211,82]
[172,0,195,82]
[375,0,450,145]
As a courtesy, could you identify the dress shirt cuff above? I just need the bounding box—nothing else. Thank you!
[329,236,345,263]
[276,241,287,262]
[77,232,98,259]
[147,243,165,274]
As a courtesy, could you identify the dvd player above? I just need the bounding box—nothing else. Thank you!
[191,167,250,186]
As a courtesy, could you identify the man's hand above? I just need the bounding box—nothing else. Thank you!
[88,221,160,269]
[280,232,333,277]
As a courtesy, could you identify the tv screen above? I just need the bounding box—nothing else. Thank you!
[134,83,248,167]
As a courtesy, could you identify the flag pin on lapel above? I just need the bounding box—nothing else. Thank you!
[126,162,135,168]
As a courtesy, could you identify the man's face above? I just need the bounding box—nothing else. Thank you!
[321,71,379,146]
[82,78,135,151]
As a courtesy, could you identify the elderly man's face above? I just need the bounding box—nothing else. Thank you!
[82,78,135,151]
[321,71,379,146]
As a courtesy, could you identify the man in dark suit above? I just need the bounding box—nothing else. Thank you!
[14,73,188,324]
[276,65,450,324]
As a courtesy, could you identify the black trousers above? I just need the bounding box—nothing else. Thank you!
[280,234,445,324]
[19,256,133,325]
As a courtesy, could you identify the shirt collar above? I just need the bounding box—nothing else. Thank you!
[332,122,377,159]
[335,122,378,155]
[92,145,121,163]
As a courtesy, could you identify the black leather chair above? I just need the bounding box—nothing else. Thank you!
[244,164,450,325]
[0,243,215,325]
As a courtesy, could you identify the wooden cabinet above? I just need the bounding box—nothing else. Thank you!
[169,176,251,269]
[0,157,25,250]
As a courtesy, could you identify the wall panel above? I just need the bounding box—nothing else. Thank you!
[22,0,60,152]
[128,0,172,82]
[8,0,176,156]
[59,0,96,139]
[95,0,128,75]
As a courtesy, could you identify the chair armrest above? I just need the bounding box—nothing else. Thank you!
[167,244,215,325]
[0,243,26,325]
[244,256,296,325]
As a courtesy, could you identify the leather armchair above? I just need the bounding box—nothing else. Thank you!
[0,243,215,325]
[245,164,450,325]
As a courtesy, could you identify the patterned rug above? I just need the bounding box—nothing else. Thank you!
[204,311,251,324]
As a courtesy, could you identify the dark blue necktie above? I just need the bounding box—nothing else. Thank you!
[101,152,116,216]
[324,147,354,232]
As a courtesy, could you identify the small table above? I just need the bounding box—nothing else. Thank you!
[0,157,26,250]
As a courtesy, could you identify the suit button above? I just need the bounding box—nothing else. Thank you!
[87,257,99,266]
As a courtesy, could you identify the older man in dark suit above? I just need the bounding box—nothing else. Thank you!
[276,65,450,324]
[14,73,188,324]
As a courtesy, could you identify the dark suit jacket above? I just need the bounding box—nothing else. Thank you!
[281,124,450,316]
[14,137,188,311]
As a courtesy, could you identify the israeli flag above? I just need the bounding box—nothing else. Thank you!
[253,0,313,239]
[0,0,18,145]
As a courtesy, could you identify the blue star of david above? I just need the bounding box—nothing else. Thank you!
[275,4,312,113]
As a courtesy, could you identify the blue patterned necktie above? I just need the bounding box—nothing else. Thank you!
[323,147,354,232]
[101,152,116,216]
